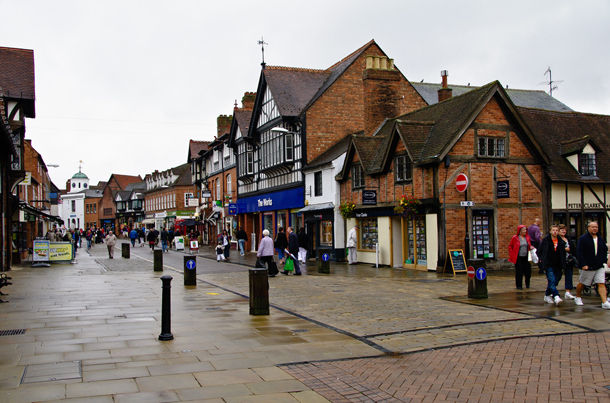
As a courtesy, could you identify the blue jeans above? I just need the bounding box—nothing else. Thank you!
[161,240,168,252]
[276,248,285,260]
[564,266,574,290]
[130,238,136,247]
[238,239,245,255]
[545,267,560,297]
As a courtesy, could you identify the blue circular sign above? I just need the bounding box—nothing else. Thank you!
[186,259,196,270]
[322,253,329,262]
[475,267,487,280]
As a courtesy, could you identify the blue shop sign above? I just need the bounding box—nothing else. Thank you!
[237,187,304,214]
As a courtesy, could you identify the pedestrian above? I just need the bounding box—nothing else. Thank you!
[347,225,359,264]
[168,227,175,249]
[160,227,169,253]
[274,227,287,264]
[105,230,117,259]
[138,228,145,246]
[222,229,231,260]
[282,226,302,275]
[297,227,308,264]
[85,228,93,250]
[216,239,226,262]
[237,227,248,256]
[558,224,577,300]
[129,228,138,247]
[147,227,158,250]
[537,224,566,305]
[508,224,533,289]
[72,229,80,254]
[528,218,543,273]
[574,221,610,309]
[257,229,278,276]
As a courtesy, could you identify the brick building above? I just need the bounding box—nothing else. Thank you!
[338,81,548,269]
[98,174,142,231]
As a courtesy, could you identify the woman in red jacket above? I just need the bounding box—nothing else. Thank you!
[508,225,534,289]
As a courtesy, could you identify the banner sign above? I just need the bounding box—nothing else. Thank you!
[49,242,73,261]
[175,236,185,250]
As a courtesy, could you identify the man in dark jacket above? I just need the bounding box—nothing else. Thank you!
[537,224,566,306]
[236,227,248,256]
[282,226,301,275]
[574,221,610,309]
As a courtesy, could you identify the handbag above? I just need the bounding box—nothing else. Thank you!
[284,257,294,272]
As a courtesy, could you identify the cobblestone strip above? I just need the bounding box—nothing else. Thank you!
[284,332,610,402]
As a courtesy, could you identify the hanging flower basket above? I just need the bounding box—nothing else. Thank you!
[394,194,421,217]
[339,201,356,219]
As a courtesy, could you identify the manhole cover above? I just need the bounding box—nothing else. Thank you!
[0,329,26,336]
[21,361,82,384]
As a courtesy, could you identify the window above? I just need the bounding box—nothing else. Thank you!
[83,183,88,188]
[359,218,378,250]
[226,174,232,196]
[579,153,596,176]
[395,155,411,182]
[352,165,364,189]
[314,171,322,196]
[93,204,96,213]
[285,133,294,161]
[320,220,333,246]
[86,204,90,214]
[478,137,505,158]
[71,200,76,212]
[215,178,221,200]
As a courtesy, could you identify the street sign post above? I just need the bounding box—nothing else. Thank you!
[476,267,487,281]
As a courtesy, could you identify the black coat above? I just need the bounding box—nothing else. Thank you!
[275,232,287,250]
[288,232,299,256]
[576,232,608,270]
[538,234,566,270]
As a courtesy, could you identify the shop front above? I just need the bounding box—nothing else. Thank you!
[300,202,336,260]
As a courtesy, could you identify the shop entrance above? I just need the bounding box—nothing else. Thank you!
[403,215,426,269]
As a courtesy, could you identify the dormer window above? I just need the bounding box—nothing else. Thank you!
[352,164,364,189]
[579,153,596,176]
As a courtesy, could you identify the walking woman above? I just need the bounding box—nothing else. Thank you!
[538,224,567,305]
[508,224,533,289]
[274,227,288,264]
[558,224,576,300]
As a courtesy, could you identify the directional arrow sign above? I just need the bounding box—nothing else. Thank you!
[186,259,196,270]
[322,253,330,262]
[476,267,487,280]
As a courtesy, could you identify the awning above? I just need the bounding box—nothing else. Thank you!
[19,203,63,223]
[297,202,334,213]
[141,218,155,224]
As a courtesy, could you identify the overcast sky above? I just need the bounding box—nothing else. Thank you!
[2,0,608,188]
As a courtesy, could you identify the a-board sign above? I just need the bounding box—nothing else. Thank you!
[190,240,199,250]
[443,249,467,274]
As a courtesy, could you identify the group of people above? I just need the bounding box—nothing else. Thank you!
[509,219,609,309]
[215,230,232,261]
[256,226,306,276]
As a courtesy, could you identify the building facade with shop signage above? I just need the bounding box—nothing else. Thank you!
[337,81,549,270]
[98,174,142,231]
[231,40,427,244]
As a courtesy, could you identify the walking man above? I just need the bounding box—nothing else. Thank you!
[237,227,248,256]
[104,230,117,259]
[574,221,610,309]
[283,227,302,275]
[537,224,566,305]
[160,227,169,253]
[347,225,359,264]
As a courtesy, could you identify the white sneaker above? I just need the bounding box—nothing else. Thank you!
[554,296,563,305]
[544,295,554,304]
[564,291,576,300]
[602,301,610,310]
[574,297,584,306]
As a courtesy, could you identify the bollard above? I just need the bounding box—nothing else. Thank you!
[158,275,174,340]
[467,258,488,299]
[122,243,130,259]
[249,268,269,315]
[318,249,330,274]
[154,249,163,271]
[184,256,197,286]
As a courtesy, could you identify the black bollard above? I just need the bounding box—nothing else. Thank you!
[154,249,163,271]
[184,256,196,286]
[249,268,269,315]
[467,258,488,299]
[122,243,130,259]
[158,275,174,341]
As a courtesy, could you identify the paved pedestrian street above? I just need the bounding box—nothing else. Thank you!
[0,242,608,402]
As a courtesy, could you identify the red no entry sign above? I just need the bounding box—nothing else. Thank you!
[467,266,475,278]
[456,173,469,192]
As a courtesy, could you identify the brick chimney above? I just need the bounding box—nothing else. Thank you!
[437,70,453,102]
[363,55,401,135]
[217,115,233,137]
[241,92,256,110]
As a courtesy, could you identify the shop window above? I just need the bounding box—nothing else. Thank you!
[472,210,494,258]
[359,217,378,250]
[579,153,596,176]
[314,171,322,196]
[477,137,505,158]
[405,216,426,266]
[320,220,333,246]
[395,155,411,182]
[352,164,364,189]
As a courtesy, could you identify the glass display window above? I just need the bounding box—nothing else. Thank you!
[359,218,378,250]
[320,220,333,246]
[405,216,426,266]
[472,210,494,259]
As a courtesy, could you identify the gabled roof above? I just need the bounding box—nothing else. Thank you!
[115,190,132,201]
[518,108,610,182]
[229,107,255,148]
[125,181,146,192]
[381,81,548,165]
[264,66,329,117]
[105,174,142,193]
[0,47,35,117]
[412,82,572,112]
[188,140,210,162]
[173,162,194,186]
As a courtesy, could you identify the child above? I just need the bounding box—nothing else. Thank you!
[216,241,226,262]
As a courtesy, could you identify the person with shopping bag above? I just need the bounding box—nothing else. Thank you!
[281,227,302,275]
[508,224,535,289]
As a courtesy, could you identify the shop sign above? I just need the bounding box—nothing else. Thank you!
[155,212,167,218]
[49,242,73,261]
[19,172,32,186]
[567,203,609,209]
[496,180,510,198]
[33,239,50,262]
[228,203,238,215]
[237,187,304,213]
[362,190,377,205]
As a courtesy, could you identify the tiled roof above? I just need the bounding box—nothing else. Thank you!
[518,108,610,182]
[188,140,210,161]
[111,174,143,190]
[352,135,386,173]
[116,190,132,201]
[173,163,194,186]
[234,109,253,136]
[124,181,146,192]
[412,82,572,112]
[263,66,328,116]
[0,47,35,100]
